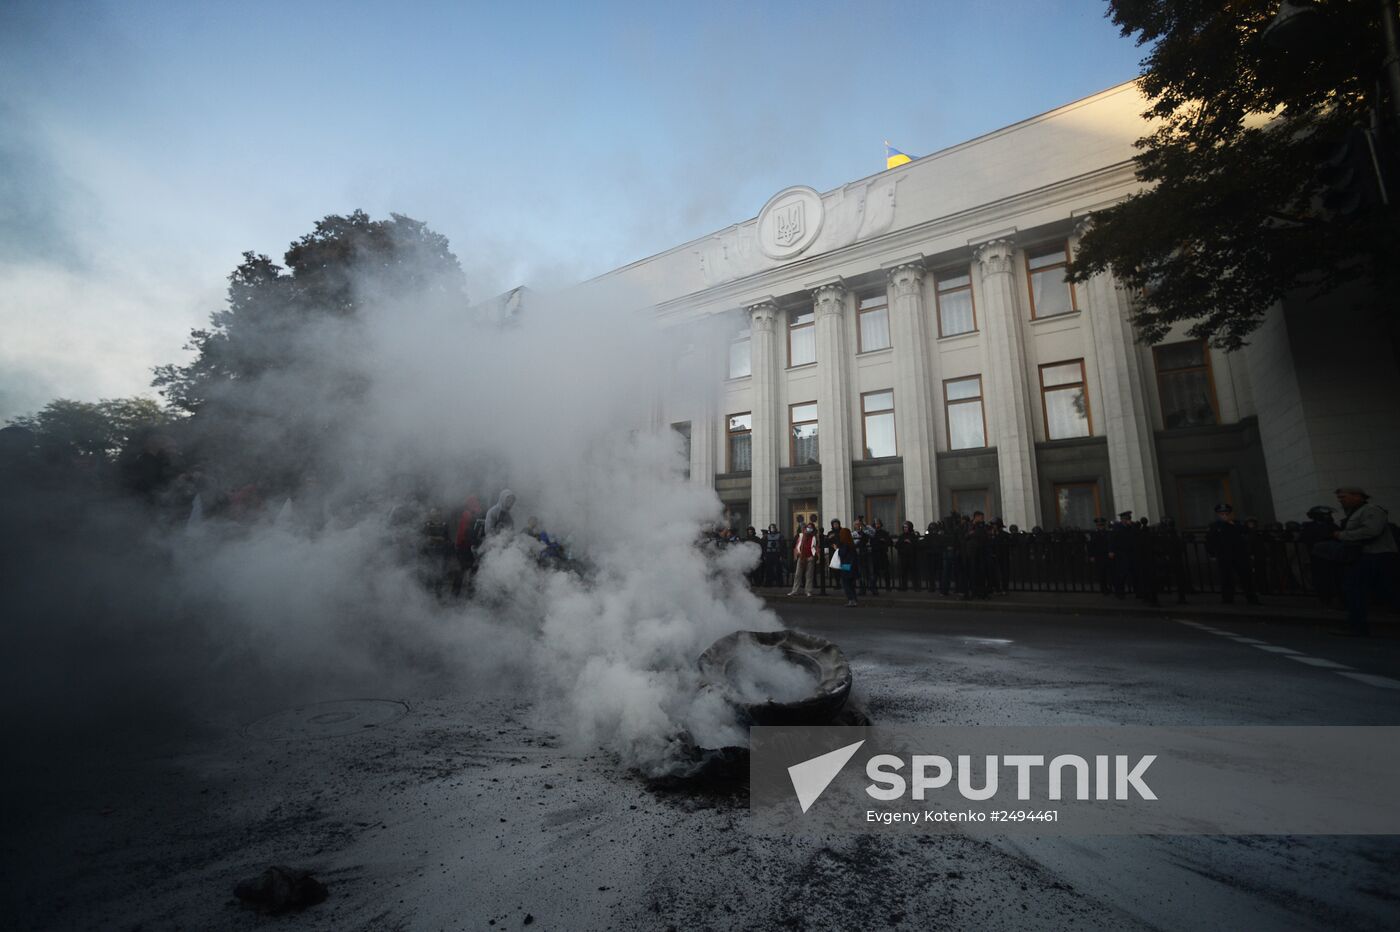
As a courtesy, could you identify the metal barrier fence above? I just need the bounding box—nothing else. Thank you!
[750,531,1323,597]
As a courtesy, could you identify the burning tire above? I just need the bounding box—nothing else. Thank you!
[697,629,852,725]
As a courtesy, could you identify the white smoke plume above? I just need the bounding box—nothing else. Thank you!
[2,245,780,779]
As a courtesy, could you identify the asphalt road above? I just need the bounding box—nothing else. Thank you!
[5,600,1399,931]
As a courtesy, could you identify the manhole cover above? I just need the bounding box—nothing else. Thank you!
[245,699,409,742]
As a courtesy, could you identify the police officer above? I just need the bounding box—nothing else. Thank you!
[1156,517,1191,604]
[1206,503,1261,605]
[1089,516,1112,595]
[1108,510,1136,599]
[963,511,993,599]
[1131,515,1159,604]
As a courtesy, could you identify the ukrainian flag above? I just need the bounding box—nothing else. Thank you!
[885,141,912,170]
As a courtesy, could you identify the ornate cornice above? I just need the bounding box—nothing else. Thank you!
[886,261,926,297]
[811,281,848,319]
[973,238,1016,277]
[747,300,778,332]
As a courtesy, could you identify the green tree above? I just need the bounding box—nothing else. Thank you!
[153,210,465,413]
[9,396,172,464]
[1070,0,1399,349]
[149,210,466,485]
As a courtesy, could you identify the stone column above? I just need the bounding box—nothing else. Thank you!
[748,299,781,530]
[883,256,938,526]
[973,238,1041,527]
[1078,219,1163,517]
[691,335,718,489]
[812,279,854,524]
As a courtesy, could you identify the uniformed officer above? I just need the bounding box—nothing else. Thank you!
[1205,503,1261,605]
[1089,516,1112,595]
[1108,510,1136,600]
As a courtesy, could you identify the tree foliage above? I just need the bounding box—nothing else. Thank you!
[153,210,465,413]
[9,397,173,464]
[1070,0,1398,349]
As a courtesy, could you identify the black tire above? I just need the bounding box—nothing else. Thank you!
[697,629,852,725]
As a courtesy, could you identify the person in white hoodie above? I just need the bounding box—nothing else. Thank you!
[485,489,516,536]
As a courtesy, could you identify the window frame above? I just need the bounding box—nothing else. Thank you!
[1052,481,1102,529]
[860,389,897,460]
[1038,358,1093,440]
[951,488,990,517]
[856,294,892,354]
[725,411,752,474]
[942,375,987,451]
[671,421,692,479]
[1025,241,1078,320]
[934,267,977,337]
[1175,473,1233,529]
[787,308,816,368]
[727,331,751,380]
[864,494,899,530]
[1153,338,1220,429]
[788,401,819,467]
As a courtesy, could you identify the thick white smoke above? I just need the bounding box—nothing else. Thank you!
[104,265,783,777]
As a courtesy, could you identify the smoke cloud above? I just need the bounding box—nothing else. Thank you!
[2,239,778,782]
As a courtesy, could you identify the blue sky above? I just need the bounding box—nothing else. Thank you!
[0,0,1147,418]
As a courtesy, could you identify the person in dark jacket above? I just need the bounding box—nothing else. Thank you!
[762,523,786,587]
[1205,503,1261,605]
[1131,518,1159,604]
[963,512,993,599]
[1089,516,1112,595]
[895,521,920,591]
[937,513,962,596]
[1108,510,1136,599]
[1300,505,1340,607]
[871,519,894,589]
[836,526,859,606]
[1156,517,1191,604]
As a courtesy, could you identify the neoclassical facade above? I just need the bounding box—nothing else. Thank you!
[594,80,1400,534]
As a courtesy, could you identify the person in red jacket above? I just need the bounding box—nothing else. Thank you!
[452,495,484,597]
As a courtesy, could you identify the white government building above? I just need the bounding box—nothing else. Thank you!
[588,80,1400,536]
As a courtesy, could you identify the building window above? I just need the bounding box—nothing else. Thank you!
[865,494,898,530]
[943,375,986,450]
[935,268,976,336]
[1053,482,1101,529]
[728,330,751,379]
[789,402,819,466]
[671,421,691,479]
[858,295,891,352]
[1177,474,1231,529]
[861,390,897,459]
[788,308,816,367]
[1154,339,1219,428]
[1026,242,1076,319]
[726,413,752,472]
[951,488,988,517]
[1040,359,1092,440]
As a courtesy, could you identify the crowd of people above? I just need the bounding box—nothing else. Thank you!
[706,489,1397,636]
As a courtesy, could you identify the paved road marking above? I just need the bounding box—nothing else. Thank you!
[1285,656,1354,670]
[1174,619,1392,690]
[1336,672,1400,690]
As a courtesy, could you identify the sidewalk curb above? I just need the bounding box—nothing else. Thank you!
[756,588,1398,632]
